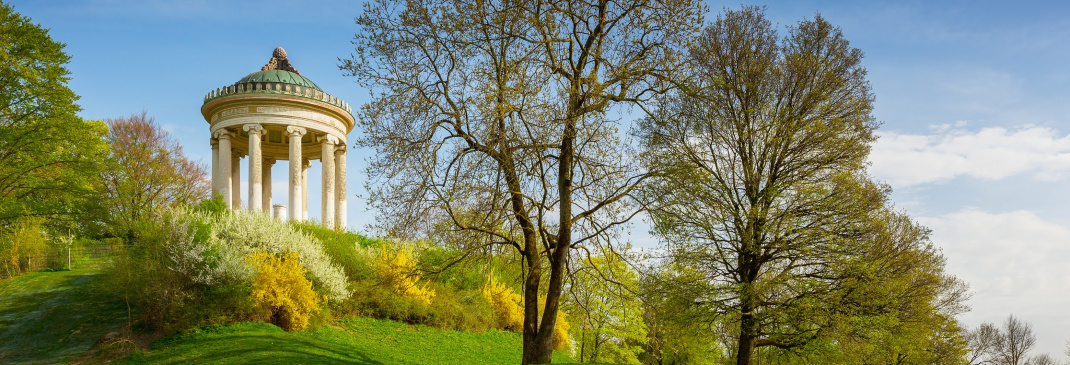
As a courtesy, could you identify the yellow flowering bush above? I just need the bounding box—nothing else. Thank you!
[249,252,321,331]
[481,275,524,331]
[374,245,435,305]
[553,310,571,351]
[480,275,570,349]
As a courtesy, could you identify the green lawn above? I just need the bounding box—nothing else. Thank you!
[0,267,585,365]
[117,319,576,365]
[0,268,128,364]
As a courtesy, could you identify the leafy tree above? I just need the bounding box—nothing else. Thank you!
[636,7,966,364]
[98,112,210,236]
[345,0,702,362]
[565,247,646,364]
[0,1,108,227]
[638,262,727,365]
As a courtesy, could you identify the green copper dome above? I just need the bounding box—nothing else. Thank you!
[236,70,320,90]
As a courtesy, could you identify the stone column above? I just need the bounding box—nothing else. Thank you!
[320,135,337,228]
[231,154,241,209]
[302,159,310,220]
[245,124,264,212]
[286,126,306,222]
[210,138,219,197]
[214,130,233,209]
[263,158,275,213]
[273,204,287,222]
[334,146,347,231]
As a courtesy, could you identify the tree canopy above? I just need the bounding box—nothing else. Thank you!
[636,6,968,364]
[0,1,108,227]
[345,0,702,362]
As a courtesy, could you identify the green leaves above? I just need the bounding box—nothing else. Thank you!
[0,2,108,227]
[637,6,966,363]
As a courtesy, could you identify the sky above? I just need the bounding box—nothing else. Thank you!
[9,0,1070,357]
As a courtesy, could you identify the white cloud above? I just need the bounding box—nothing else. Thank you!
[870,124,1070,187]
[920,209,1070,356]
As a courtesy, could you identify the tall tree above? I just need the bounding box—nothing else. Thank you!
[997,315,1036,365]
[966,323,1002,365]
[344,0,701,362]
[636,7,964,364]
[99,112,210,236]
[0,1,108,227]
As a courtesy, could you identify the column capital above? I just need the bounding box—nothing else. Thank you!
[334,145,347,155]
[213,129,234,140]
[302,158,312,169]
[210,138,218,148]
[318,134,339,145]
[264,158,277,166]
[243,123,265,136]
[285,126,307,137]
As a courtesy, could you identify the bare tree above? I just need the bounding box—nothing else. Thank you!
[1025,354,1057,365]
[344,0,702,363]
[998,315,1037,365]
[966,322,1002,365]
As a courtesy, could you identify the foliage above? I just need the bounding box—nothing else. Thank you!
[638,264,727,365]
[337,241,498,332]
[249,252,322,332]
[291,220,381,281]
[483,273,525,332]
[0,2,108,227]
[104,212,253,332]
[211,210,349,302]
[103,208,347,333]
[372,243,435,305]
[637,6,968,364]
[551,310,570,352]
[0,217,48,277]
[98,112,210,236]
[347,0,704,362]
[565,250,647,364]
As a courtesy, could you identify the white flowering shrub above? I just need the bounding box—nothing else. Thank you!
[209,211,349,302]
[163,211,251,286]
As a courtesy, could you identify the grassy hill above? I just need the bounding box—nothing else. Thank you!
[0,268,128,364]
[0,268,577,364]
[116,319,575,365]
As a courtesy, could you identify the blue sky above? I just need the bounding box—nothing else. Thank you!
[10,0,1070,357]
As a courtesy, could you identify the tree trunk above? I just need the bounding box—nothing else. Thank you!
[736,311,756,365]
[521,251,544,364]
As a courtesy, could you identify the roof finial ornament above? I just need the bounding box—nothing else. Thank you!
[262,46,301,75]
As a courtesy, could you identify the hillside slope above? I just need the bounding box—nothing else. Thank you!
[0,268,578,364]
[0,269,128,364]
[116,319,576,365]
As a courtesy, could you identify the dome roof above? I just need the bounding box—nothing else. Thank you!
[235,70,320,90]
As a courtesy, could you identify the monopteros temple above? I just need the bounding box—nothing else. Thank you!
[202,47,353,230]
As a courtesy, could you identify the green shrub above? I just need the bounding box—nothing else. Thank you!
[103,213,254,332]
[0,217,62,278]
[426,281,495,332]
[291,221,381,281]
